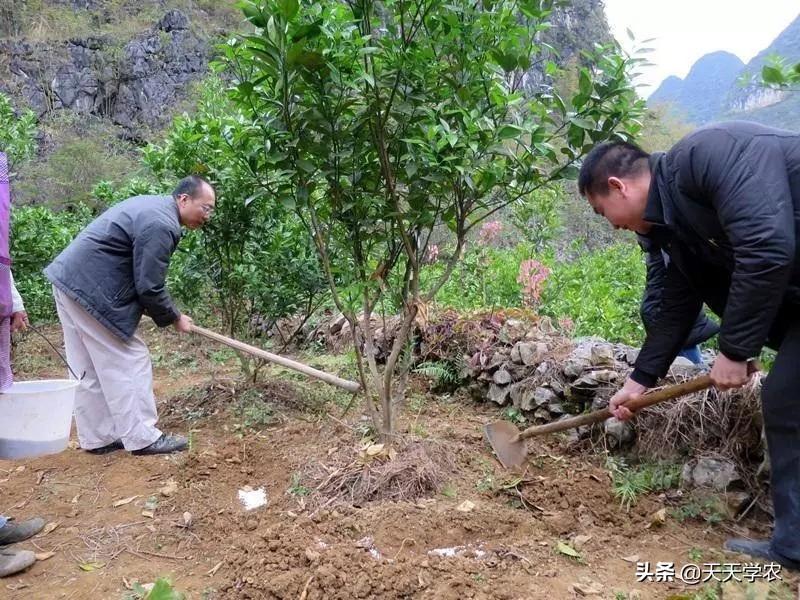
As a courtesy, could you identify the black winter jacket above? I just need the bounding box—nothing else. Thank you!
[637,235,719,348]
[632,121,800,387]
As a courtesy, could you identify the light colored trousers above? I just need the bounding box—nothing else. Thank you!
[52,286,161,451]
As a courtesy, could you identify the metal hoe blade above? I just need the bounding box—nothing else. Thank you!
[483,420,527,469]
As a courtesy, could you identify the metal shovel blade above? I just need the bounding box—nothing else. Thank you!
[483,420,527,469]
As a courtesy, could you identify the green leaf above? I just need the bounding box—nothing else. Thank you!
[277,0,299,19]
[145,578,186,600]
[297,158,315,173]
[240,1,267,28]
[556,542,581,559]
[497,124,524,140]
[761,65,785,86]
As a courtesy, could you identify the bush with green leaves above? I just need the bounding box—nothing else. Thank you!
[142,82,327,356]
[0,92,37,168]
[540,242,646,345]
[10,205,94,321]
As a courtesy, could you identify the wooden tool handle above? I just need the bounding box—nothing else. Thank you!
[518,374,713,440]
[190,324,362,394]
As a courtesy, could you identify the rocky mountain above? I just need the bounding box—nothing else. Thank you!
[0,0,614,205]
[648,12,800,130]
[649,51,744,124]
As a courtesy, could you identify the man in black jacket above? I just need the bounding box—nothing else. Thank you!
[638,235,719,364]
[578,121,800,569]
[45,175,215,456]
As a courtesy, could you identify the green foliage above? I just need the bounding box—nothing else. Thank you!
[540,242,646,344]
[424,242,537,310]
[287,472,310,497]
[606,457,682,511]
[125,577,185,600]
[760,55,800,89]
[13,115,143,208]
[509,185,564,251]
[142,81,327,342]
[413,360,459,386]
[0,93,37,168]
[670,497,726,525]
[10,205,94,321]
[223,0,645,435]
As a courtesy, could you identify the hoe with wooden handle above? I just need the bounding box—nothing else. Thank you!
[190,324,362,394]
[484,374,713,469]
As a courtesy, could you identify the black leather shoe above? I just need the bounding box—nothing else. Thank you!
[0,518,45,546]
[131,434,188,456]
[84,440,124,455]
[724,538,800,571]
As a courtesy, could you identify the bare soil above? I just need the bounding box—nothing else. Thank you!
[1,323,797,599]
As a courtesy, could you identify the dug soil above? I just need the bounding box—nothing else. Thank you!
[1,324,796,599]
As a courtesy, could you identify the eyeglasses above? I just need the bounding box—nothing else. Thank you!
[199,204,214,216]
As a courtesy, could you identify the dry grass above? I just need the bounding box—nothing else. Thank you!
[309,439,457,507]
[636,373,765,490]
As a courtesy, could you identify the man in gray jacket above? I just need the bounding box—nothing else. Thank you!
[45,175,215,456]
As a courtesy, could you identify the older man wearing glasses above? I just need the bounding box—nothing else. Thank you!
[44,175,215,456]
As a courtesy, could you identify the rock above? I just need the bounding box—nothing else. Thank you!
[590,369,619,383]
[534,408,550,421]
[511,385,538,412]
[534,387,559,408]
[604,418,635,447]
[590,344,615,366]
[3,11,211,136]
[563,357,590,379]
[488,384,510,406]
[157,9,190,32]
[492,369,513,385]
[590,396,609,411]
[682,458,741,491]
[668,358,702,378]
[455,500,475,513]
[572,580,603,596]
[625,348,640,364]
[572,534,592,550]
[547,401,565,416]
[724,491,751,518]
[512,342,547,366]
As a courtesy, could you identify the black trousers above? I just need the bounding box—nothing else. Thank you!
[762,312,800,559]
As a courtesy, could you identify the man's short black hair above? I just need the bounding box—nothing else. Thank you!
[172,175,213,199]
[578,141,650,197]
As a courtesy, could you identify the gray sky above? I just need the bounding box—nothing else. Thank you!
[603,0,800,97]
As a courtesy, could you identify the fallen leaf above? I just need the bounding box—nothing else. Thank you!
[622,554,640,563]
[365,443,385,457]
[556,541,582,560]
[35,551,55,561]
[38,522,60,537]
[207,561,224,576]
[5,582,29,591]
[159,481,178,497]
[456,500,476,513]
[78,561,105,571]
[572,534,592,550]
[113,495,139,508]
[572,581,603,596]
[646,508,667,529]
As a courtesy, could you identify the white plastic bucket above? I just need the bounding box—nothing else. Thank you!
[0,379,80,459]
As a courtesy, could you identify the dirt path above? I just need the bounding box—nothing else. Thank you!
[1,325,797,599]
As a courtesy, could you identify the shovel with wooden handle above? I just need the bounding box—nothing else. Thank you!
[484,374,713,469]
[190,324,362,394]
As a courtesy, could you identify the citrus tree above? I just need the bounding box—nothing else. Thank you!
[221,0,645,438]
